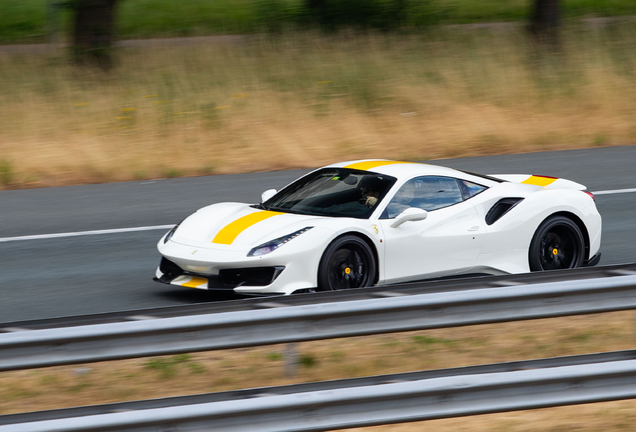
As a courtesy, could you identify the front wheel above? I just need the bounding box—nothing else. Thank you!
[317,235,376,291]
[529,215,585,271]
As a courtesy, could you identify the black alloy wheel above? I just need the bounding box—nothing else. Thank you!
[529,215,585,271]
[317,235,376,291]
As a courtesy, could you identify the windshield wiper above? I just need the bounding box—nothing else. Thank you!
[266,206,309,215]
[251,203,269,210]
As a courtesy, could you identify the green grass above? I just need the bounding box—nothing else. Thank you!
[144,354,200,379]
[2,0,636,43]
[0,0,47,42]
[443,0,636,23]
[0,159,14,186]
[117,0,299,38]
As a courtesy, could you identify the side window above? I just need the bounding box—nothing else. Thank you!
[381,176,464,219]
[458,179,487,200]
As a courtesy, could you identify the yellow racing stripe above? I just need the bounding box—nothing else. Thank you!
[181,276,208,288]
[212,211,284,245]
[344,160,411,171]
[521,175,558,187]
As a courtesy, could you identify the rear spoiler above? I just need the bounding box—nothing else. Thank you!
[489,174,587,191]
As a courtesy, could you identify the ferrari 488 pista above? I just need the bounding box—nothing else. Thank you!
[155,160,601,295]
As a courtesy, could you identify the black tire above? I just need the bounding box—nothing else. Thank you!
[317,235,376,291]
[529,215,585,271]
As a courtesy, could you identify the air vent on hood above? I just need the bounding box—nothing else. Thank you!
[485,198,524,225]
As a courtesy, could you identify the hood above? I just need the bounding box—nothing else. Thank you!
[170,203,326,250]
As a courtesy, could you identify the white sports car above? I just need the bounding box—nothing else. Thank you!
[155,160,601,295]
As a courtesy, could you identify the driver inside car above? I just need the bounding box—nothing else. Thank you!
[359,176,386,208]
[361,186,380,207]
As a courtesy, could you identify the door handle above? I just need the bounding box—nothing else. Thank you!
[468,226,480,232]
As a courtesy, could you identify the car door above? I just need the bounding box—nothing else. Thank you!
[377,176,487,283]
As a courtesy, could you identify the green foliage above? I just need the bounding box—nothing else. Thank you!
[411,335,456,348]
[594,135,610,147]
[145,358,178,378]
[0,160,14,186]
[187,362,207,374]
[39,375,59,386]
[276,0,441,31]
[133,170,147,180]
[144,354,201,379]
[65,381,92,393]
[299,354,317,368]
[572,332,594,342]
[330,351,346,362]
[301,0,382,31]
[6,385,41,399]
[266,352,283,361]
[0,0,47,42]
[255,0,298,33]
[173,353,192,363]
[3,0,636,42]
[163,168,184,179]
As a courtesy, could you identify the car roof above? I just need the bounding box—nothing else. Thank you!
[325,159,470,181]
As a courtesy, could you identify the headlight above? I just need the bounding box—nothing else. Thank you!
[163,221,182,244]
[247,227,313,257]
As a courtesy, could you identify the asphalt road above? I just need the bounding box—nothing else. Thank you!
[1,146,635,322]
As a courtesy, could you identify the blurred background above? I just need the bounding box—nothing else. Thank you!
[0,0,635,189]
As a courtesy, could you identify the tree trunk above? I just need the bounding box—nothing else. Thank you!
[71,0,118,70]
[530,0,561,45]
[305,0,327,27]
[306,0,325,10]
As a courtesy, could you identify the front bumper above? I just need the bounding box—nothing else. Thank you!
[155,231,328,294]
[154,257,286,291]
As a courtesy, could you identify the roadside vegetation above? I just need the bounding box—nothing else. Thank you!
[1,311,635,430]
[1,24,636,188]
[2,0,636,43]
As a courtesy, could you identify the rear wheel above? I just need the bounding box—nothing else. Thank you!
[529,216,585,271]
[317,235,376,291]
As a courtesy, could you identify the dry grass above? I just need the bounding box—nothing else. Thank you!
[1,25,636,188]
[1,311,636,431]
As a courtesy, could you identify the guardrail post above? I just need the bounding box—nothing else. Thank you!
[284,343,298,378]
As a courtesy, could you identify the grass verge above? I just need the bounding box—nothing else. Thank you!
[1,311,635,430]
[1,25,635,189]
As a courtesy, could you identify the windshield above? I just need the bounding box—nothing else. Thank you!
[262,168,397,218]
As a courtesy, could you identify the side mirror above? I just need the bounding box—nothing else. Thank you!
[261,189,277,203]
[390,207,428,228]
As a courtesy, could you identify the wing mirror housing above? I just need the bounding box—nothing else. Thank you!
[390,207,428,228]
[261,189,277,203]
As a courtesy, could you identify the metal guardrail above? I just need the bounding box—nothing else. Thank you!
[2,274,636,371]
[3,349,635,426]
[3,350,636,431]
[4,263,636,332]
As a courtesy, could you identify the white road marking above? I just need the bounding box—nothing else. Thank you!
[0,187,632,243]
[0,225,175,243]
[592,188,636,196]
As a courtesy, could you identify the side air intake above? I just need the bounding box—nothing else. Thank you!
[485,198,524,225]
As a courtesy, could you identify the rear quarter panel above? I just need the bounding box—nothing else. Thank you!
[471,186,601,274]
